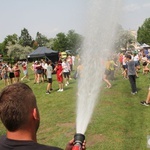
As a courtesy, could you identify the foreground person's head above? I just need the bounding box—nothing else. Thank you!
[0,83,40,135]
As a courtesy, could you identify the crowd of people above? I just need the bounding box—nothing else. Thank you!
[1,48,150,149]
[0,54,76,94]
[118,48,150,106]
[1,48,150,99]
[101,48,150,106]
[0,54,87,149]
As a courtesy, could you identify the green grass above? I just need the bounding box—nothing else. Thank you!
[1,66,150,150]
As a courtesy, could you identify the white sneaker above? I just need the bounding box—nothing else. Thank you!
[57,89,61,92]
[67,81,69,85]
[60,89,63,92]
[65,84,68,86]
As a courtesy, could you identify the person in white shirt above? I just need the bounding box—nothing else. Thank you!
[62,59,70,86]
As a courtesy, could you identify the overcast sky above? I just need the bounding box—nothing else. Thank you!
[0,0,150,42]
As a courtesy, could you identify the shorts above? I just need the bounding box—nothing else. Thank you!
[63,72,69,78]
[47,78,52,83]
[37,69,42,74]
[3,74,9,79]
[105,69,111,76]
[122,65,127,70]
[23,70,28,75]
[9,72,15,78]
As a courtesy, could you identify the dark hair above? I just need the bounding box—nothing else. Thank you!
[0,83,36,131]
[126,54,131,59]
[47,60,52,65]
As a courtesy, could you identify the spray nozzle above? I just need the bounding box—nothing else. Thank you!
[72,133,85,150]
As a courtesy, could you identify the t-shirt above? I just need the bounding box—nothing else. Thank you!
[56,65,63,75]
[47,65,53,78]
[126,60,136,75]
[62,62,70,72]
[0,135,63,150]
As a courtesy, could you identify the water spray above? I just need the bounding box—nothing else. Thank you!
[72,133,85,150]
[73,0,122,149]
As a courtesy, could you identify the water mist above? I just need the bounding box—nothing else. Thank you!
[74,0,122,141]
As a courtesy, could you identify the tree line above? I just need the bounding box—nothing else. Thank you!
[0,17,149,61]
[0,29,83,61]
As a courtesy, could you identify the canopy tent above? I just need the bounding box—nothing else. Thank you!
[28,47,59,63]
[141,43,150,49]
[28,47,58,58]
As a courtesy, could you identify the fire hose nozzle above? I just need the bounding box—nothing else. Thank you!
[72,133,85,150]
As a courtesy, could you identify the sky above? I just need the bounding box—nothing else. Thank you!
[0,0,150,42]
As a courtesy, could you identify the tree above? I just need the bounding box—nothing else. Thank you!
[52,32,68,51]
[45,38,54,49]
[0,34,19,56]
[35,32,49,47]
[4,34,18,45]
[0,42,6,56]
[119,30,135,50]
[114,25,135,51]
[19,28,32,47]
[137,18,150,45]
[66,30,83,54]
[7,44,33,60]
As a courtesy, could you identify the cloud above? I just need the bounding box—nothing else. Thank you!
[123,4,141,12]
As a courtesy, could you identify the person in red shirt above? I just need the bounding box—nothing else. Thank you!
[54,61,63,92]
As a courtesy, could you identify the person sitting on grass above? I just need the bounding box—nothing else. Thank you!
[0,83,86,150]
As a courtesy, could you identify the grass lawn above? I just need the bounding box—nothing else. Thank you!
[0,65,150,150]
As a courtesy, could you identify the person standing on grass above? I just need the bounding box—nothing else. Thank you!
[31,61,38,84]
[35,61,44,84]
[21,62,30,81]
[13,63,21,83]
[109,57,118,81]
[62,58,70,86]
[46,61,53,94]
[1,65,9,86]
[103,58,111,89]
[0,83,86,150]
[54,61,64,92]
[126,54,137,95]
[122,54,128,79]
[8,64,15,84]
[67,55,72,78]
